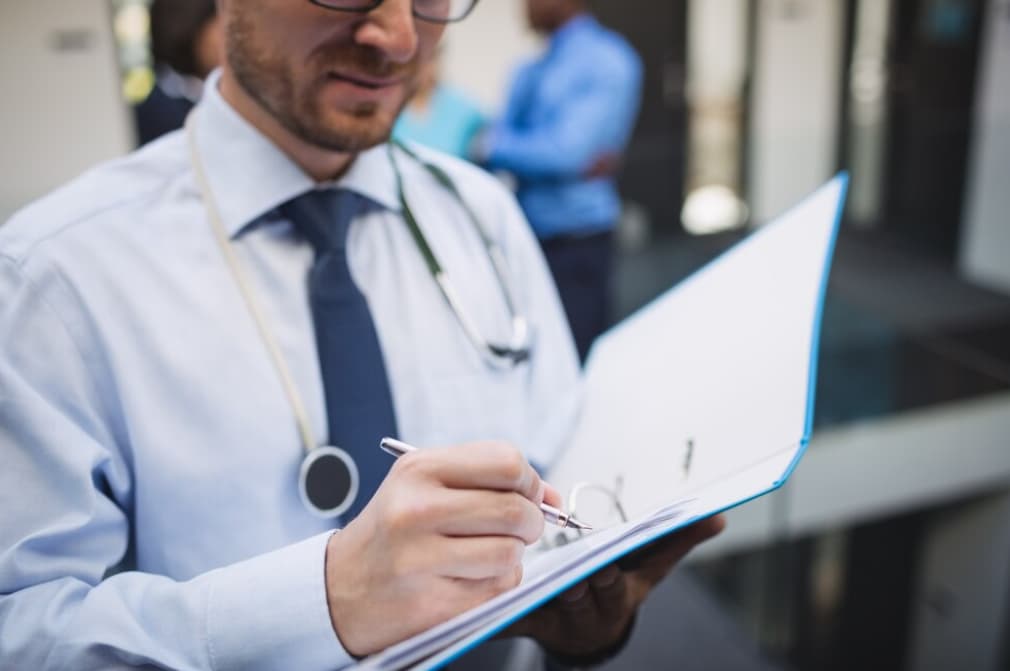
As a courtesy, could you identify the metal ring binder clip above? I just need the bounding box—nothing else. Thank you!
[542,476,628,550]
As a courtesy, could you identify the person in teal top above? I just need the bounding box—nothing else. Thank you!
[393,53,485,158]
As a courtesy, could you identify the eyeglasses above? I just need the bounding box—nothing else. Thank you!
[309,0,480,24]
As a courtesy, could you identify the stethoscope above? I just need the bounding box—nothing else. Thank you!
[185,113,533,518]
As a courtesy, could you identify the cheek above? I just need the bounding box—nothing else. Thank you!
[415,26,446,63]
[271,14,345,70]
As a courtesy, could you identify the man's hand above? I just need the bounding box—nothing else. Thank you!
[323,442,547,657]
[507,515,726,662]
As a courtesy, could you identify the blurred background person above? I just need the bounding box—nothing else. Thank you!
[473,0,643,362]
[393,48,486,159]
[133,0,222,146]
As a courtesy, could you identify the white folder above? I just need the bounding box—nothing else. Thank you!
[358,174,849,671]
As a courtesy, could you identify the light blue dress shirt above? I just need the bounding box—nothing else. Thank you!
[485,14,643,239]
[0,72,581,670]
[393,85,486,159]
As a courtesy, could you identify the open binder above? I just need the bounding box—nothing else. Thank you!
[358,174,849,670]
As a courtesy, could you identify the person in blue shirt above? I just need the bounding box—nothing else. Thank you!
[393,50,486,158]
[0,1,719,669]
[475,0,643,362]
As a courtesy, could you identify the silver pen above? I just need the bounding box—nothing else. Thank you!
[379,437,592,531]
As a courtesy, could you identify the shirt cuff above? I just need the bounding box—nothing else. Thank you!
[203,531,354,671]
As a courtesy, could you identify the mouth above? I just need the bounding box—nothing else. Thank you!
[326,70,405,89]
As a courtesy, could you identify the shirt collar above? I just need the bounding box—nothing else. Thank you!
[192,70,402,239]
[156,65,205,104]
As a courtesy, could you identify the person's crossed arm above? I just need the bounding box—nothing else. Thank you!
[474,47,642,183]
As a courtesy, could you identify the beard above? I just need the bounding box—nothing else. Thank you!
[226,10,418,153]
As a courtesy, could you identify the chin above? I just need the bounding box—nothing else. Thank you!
[305,116,396,153]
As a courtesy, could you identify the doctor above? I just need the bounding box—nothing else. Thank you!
[0,1,721,669]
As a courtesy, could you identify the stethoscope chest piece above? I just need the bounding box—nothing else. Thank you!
[298,445,359,519]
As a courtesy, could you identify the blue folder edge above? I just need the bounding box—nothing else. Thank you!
[414,173,850,670]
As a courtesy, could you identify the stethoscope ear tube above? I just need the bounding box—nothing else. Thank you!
[390,142,534,368]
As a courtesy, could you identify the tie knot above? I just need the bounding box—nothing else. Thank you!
[281,188,360,253]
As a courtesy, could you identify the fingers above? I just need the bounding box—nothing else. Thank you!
[424,567,525,630]
[397,442,544,503]
[619,515,726,586]
[588,564,627,614]
[433,536,527,580]
[433,490,545,544]
[694,514,726,541]
[658,515,725,558]
[544,570,633,657]
[455,564,525,608]
[328,442,544,657]
[556,580,595,617]
[542,482,563,508]
[556,567,627,619]
[507,570,636,659]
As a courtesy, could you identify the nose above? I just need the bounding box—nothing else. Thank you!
[354,0,419,64]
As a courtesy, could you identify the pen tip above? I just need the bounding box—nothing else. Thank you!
[570,519,593,531]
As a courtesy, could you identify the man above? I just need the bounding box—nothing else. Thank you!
[476,0,643,362]
[0,1,720,669]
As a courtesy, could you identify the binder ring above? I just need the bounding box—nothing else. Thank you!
[543,476,627,549]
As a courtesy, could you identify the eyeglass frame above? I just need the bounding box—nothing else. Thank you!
[308,0,481,24]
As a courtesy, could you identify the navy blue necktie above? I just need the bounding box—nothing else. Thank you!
[281,188,398,522]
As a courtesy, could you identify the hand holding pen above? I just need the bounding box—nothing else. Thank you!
[324,439,588,657]
[380,438,592,531]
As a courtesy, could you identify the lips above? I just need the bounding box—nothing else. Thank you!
[326,71,405,89]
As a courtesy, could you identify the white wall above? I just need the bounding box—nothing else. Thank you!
[688,0,749,101]
[439,1,541,113]
[685,0,749,190]
[0,0,133,222]
[844,0,892,228]
[0,1,533,222]
[959,0,1010,295]
[747,0,845,223]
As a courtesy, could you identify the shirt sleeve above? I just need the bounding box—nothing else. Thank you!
[485,48,643,180]
[0,255,354,671]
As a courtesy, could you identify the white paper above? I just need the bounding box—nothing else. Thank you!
[355,175,847,671]
[360,498,696,671]
[548,175,847,518]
